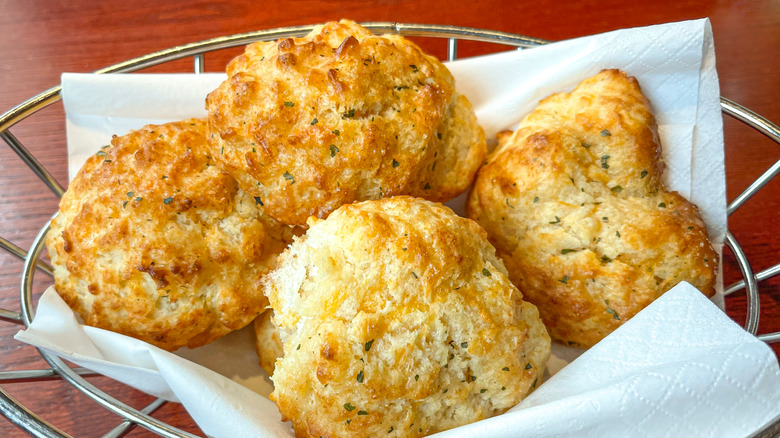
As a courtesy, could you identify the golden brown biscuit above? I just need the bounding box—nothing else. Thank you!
[467,69,718,348]
[206,20,485,226]
[264,196,550,438]
[46,119,295,351]
[254,309,283,376]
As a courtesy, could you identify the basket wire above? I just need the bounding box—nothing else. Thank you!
[0,22,778,437]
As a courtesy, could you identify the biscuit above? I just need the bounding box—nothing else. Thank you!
[467,69,718,348]
[206,20,485,226]
[46,119,295,350]
[264,196,550,437]
[254,309,283,376]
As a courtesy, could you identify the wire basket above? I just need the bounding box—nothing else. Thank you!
[0,23,778,438]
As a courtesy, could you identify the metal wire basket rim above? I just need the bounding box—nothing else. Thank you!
[1,21,778,438]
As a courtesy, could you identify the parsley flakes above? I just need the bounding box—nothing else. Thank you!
[283,171,295,184]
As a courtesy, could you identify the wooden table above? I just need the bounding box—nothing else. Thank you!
[0,1,777,436]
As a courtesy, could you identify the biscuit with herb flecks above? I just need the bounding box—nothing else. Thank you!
[206,20,485,226]
[264,196,550,438]
[46,119,296,351]
[467,69,718,348]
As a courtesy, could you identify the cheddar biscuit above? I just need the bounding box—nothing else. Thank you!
[46,119,294,350]
[468,69,718,348]
[206,20,485,226]
[264,196,550,437]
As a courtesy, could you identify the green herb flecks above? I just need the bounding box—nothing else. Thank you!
[342,109,355,119]
[365,339,374,351]
[559,275,570,284]
[640,170,648,179]
[601,155,610,169]
[357,370,364,383]
[344,403,356,411]
[163,197,173,205]
[358,410,369,416]
[601,129,611,137]
[611,185,623,193]
[482,268,491,277]
[254,197,264,206]
[283,171,295,184]
[330,144,339,157]
[311,118,318,125]
[525,362,532,370]
[605,303,621,320]
[549,216,561,224]
[561,249,579,255]
[392,159,400,168]
[283,101,294,107]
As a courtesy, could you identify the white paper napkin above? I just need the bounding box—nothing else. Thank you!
[15,18,775,437]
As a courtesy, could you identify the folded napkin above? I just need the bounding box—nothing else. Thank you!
[16,18,772,437]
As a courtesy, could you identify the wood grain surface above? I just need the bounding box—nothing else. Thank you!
[0,0,777,436]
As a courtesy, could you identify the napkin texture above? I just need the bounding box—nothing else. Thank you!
[15,19,774,437]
